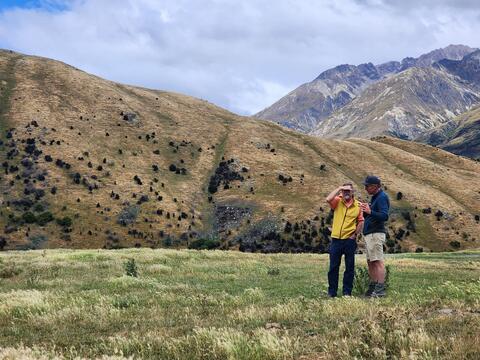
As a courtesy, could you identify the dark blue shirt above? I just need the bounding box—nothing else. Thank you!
[363,189,390,235]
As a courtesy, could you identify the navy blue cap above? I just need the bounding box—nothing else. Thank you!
[363,175,381,186]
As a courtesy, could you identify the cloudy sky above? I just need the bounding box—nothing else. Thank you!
[0,0,479,115]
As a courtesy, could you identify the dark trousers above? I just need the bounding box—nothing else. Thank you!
[328,238,357,296]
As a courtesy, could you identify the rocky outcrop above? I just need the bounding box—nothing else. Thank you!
[436,49,480,86]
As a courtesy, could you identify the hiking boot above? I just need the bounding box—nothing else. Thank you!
[365,281,376,297]
[371,283,386,298]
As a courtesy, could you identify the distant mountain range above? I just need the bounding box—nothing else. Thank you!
[255,44,480,158]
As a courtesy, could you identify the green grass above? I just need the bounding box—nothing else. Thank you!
[0,249,479,359]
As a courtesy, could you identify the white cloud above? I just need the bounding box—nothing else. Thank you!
[0,0,479,115]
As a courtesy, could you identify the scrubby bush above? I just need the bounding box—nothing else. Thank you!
[435,210,444,221]
[449,240,461,249]
[33,203,45,212]
[56,217,72,227]
[162,236,173,247]
[386,238,395,248]
[117,206,140,226]
[188,237,220,250]
[37,212,54,226]
[353,265,391,296]
[29,234,48,249]
[22,211,36,224]
[124,258,138,277]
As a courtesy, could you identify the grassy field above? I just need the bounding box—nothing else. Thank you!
[0,249,479,359]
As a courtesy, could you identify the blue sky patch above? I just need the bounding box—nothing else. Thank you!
[0,0,70,12]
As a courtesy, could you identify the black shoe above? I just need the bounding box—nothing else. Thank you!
[371,283,386,298]
[365,281,377,297]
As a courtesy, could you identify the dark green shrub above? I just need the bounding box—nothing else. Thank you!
[37,212,54,226]
[353,266,370,295]
[56,217,73,227]
[162,236,173,247]
[22,211,37,224]
[353,265,391,296]
[188,237,220,250]
[33,203,45,212]
[450,240,461,249]
[124,258,138,277]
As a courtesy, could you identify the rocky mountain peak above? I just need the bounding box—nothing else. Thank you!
[437,48,480,85]
[414,44,477,67]
[464,49,480,61]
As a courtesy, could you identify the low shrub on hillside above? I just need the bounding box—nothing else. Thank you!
[450,240,461,249]
[56,217,72,227]
[22,211,36,224]
[36,212,54,226]
[29,234,48,249]
[117,206,140,226]
[188,237,220,250]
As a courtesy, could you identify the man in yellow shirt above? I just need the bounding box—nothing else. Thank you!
[325,183,364,297]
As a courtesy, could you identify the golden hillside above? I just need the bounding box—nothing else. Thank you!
[1,50,479,252]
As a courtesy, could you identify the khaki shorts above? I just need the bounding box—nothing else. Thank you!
[364,233,386,261]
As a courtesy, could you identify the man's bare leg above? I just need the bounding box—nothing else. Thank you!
[369,260,386,297]
[369,260,385,283]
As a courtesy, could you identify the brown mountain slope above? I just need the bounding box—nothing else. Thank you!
[1,50,479,252]
[419,100,480,160]
[441,106,480,158]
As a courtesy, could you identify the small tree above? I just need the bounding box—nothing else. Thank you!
[124,258,138,277]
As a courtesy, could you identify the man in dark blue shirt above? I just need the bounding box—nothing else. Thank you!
[360,175,390,297]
